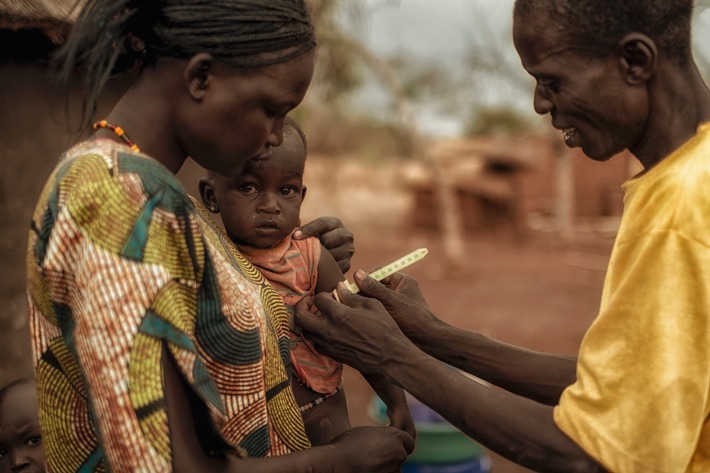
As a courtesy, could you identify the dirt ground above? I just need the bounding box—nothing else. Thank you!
[337,227,615,473]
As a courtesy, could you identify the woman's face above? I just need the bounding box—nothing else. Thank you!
[184,51,314,177]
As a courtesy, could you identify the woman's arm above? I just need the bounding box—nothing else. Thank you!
[163,344,414,473]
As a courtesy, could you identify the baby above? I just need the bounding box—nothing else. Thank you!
[199,117,414,445]
[0,378,46,473]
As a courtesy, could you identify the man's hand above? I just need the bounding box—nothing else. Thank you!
[294,217,354,273]
[295,284,411,375]
[353,271,442,345]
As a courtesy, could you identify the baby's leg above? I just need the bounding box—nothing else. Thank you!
[292,382,351,445]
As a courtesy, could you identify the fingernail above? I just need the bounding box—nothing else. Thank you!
[355,270,367,281]
[293,229,302,238]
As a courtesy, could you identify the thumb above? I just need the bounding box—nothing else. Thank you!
[352,270,392,301]
[294,298,326,333]
[293,218,328,240]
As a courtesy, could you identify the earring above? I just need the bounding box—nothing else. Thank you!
[209,205,217,212]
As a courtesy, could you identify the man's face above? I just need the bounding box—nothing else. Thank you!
[513,11,648,161]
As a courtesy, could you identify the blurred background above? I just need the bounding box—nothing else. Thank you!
[2,1,709,471]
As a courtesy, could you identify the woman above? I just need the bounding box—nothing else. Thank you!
[26,1,413,471]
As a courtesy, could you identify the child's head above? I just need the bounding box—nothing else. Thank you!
[200,116,308,249]
[0,378,45,473]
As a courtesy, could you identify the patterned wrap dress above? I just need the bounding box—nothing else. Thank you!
[26,140,309,472]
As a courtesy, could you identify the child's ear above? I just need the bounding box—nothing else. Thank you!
[199,178,219,213]
[301,185,307,202]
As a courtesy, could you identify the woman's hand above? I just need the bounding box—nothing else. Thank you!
[329,426,415,473]
[293,217,354,273]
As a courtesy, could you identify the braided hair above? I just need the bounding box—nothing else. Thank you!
[513,0,693,66]
[56,0,316,128]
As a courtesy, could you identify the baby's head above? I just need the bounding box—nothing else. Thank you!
[200,116,308,249]
[0,378,45,473]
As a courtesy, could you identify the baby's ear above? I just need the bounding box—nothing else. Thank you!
[198,178,219,213]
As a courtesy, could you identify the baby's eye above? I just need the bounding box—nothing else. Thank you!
[27,435,41,447]
[239,184,258,195]
[0,447,7,457]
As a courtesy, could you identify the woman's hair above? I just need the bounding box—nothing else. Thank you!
[513,0,693,65]
[56,0,316,129]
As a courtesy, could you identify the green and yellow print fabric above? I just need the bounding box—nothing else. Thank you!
[27,141,308,473]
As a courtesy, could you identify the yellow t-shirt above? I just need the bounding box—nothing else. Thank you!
[554,123,710,473]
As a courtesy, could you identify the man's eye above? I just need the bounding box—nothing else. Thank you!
[538,78,559,93]
[27,436,41,446]
[280,187,298,197]
[0,447,8,457]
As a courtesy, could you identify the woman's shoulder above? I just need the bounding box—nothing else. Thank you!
[53,139,192,212]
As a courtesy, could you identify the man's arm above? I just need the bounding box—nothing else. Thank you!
[355,272,577,405]
[295,285,603,473]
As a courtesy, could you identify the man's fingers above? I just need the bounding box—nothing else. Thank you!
[294,299,326,333]
[353,270,392,300]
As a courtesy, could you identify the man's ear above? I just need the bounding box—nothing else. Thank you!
[618,33,657,84]
[184,53,216,101]
[198,178,219,213]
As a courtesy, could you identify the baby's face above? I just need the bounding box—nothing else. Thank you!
[215,132,306,249]
[0,382,45,473]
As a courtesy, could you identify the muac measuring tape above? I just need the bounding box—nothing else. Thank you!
[340,248,429,295]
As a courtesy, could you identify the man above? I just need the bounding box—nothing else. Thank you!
[296,1,710,471]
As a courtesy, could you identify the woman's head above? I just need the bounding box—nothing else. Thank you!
[57,0,316,175]
[58,0,316,118]
[200,116,308,249]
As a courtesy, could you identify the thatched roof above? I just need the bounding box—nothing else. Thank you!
[0,0,84,43]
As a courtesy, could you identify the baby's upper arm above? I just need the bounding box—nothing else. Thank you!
[316,243,345,293]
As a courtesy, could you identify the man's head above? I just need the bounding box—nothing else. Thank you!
[514,0,693,65]
[0,378,45,473]
[200,116,308,249]
[513,0,694,162]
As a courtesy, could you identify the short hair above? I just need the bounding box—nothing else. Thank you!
[284,115,308,157]
[56,0,316,128]
[513,0,693,65]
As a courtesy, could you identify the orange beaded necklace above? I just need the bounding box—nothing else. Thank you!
[92,120,140,152]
